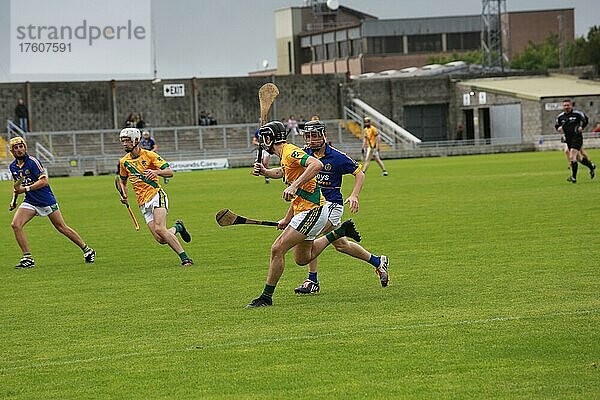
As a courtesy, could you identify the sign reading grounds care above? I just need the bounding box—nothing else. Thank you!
[169,159,229,172]
[163,84,185,97]
[10,0,151,75]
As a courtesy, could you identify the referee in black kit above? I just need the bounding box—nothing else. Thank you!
[555,99,595,183]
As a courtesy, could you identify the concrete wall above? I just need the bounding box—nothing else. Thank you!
[350,75,454,137]
[541,96,600,134]
[0,74,346,132]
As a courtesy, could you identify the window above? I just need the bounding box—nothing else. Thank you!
[367,37,383,55]
[300,47,313,64]
[351,39,362,56]
[315,45,326,61]
[327,42,337,59]
[408,34,442,52]
[338,41,350,58]
[447,32,480,51]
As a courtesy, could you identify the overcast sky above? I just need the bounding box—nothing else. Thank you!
[0,0,597,82]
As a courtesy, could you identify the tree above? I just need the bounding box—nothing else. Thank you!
[510,34,560,71]
[567,26,600,70]
[427,51,482,65]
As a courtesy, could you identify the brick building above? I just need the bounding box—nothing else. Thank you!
[273,3,574,76]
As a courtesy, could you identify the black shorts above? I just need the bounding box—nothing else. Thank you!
[565,134,583,151]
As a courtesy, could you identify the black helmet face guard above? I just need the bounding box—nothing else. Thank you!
[302,121,326,150]
[259,130,275,154]
[303,129,326,150]
[259,122,287,154]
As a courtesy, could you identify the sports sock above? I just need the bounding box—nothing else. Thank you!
[261,284,276,299]
[178,252,189,261]
[571,161,578,178]
[580,156,594,170]
[325,224,347,243]
[23,252,32,259]
[81,245,91,253]
[174,222,183,233]
[308,272,318,283]
[368,254,381,268]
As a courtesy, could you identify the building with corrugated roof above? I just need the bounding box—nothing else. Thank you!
[272,3,574,76]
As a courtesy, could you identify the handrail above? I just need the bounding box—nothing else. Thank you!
[351,99,421,144]
[35,142,55,163]
[7,119,26,138]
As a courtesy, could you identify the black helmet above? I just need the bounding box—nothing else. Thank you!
[259,121,287,153]
[302,119,327,150]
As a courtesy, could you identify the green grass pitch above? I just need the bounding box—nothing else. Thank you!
[0,150,598,399]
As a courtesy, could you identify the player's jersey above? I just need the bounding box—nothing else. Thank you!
[555,110,588,136]
[280,143,325,214]
[10,154,57,207]
[306,144,360,205]
[119,149,169,206]
[364,126,378,148]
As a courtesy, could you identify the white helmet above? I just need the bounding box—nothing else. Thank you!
[119,128,141,145]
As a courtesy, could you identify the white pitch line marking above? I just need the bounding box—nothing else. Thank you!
[1,308,598,372]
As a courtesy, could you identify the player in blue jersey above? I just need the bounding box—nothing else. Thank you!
[293,119,389,294]
[8,137,95,269]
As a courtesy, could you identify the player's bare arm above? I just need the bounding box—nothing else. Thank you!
[144,166,173,180]
[255,164,283,179]
[345,170,365,214]
[118,178,129,204]
[278,204,294,230]
[14,176,49,194]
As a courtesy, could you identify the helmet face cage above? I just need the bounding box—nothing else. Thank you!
[259,121,287,153]
[119,128,141,146]
[303,120,326,150]
[9,137,27,156]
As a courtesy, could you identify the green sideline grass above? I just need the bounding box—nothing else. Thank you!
[0,150,598,399]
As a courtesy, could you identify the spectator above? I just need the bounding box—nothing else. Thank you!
[592,122,600,133]
[287,115,299,135]
[135,114,146,130]
[298,115,307,130]
[199,111,217,126]
[124,113,146,129]
[15,99,29,132]
[140,130,158,152]
[124,113,135,128]
[456,124,465,140]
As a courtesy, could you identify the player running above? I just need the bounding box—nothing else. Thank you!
[8,137,95,269]
[294,119,389,294]
[555,99,594,183]
[117,128,193,266]
[248,121,362,308]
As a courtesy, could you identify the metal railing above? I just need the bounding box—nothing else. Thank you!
[13,120,362,175]
[344,99,422,150]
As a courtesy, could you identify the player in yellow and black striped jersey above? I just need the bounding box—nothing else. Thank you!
[245,121,362,308]
[362,117,388,176]
[117,128,193,266]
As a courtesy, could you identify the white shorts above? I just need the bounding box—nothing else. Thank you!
[365,147,379,160]
[289,206,329,241]
[139,189,169,223]
[20,202,59,217]
[323,201,344,227]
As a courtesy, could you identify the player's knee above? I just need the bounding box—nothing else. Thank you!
[270,242,286,258]
[10,220,23,231]
[294,254,311,266]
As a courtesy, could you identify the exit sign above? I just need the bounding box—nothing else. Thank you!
[163,84,185,97]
